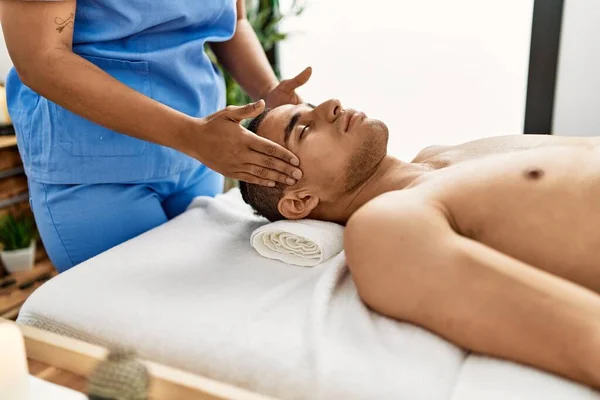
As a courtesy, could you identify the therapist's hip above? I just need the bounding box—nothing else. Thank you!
[28,166,223,273]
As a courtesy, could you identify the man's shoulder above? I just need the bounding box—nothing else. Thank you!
[344,190,453,266]
[344,191,409,269]
[345,190,440,238]
[351,190,411,219]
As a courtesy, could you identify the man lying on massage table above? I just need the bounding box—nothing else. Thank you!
[238,99,600,389]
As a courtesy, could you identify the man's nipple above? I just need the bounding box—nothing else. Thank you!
[523,168,544,180]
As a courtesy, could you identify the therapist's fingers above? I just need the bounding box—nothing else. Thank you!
[224,99,266,122]
[247,152,303,183]
[246,133,300,167]
[236,172,277,188]
[244,164,296,186]
[278,66,312,94]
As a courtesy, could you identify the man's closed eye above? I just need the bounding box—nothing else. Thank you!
[300,123,311,139]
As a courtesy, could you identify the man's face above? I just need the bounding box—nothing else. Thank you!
[256,99,389,204]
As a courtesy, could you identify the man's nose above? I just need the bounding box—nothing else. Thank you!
[316,99,342,123]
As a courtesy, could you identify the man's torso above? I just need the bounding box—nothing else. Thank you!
[394,136,600,291]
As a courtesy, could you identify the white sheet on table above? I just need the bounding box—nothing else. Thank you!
[18,189,600,400]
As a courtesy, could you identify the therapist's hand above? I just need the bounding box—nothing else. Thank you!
[264,67,312,108]
[189,100,302,187]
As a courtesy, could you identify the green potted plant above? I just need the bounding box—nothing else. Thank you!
[0,214,37,273]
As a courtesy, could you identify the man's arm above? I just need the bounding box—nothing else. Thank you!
[0,0,193,151]
[345,193,600,387]
[210,0,279,101]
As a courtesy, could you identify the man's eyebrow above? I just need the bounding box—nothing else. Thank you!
[283,103,316,145]
[284,113,300,146]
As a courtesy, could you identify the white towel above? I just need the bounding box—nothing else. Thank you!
[250,219,344,267]
[19,190,600,400]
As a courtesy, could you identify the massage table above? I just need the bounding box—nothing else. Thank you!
[17,189,600,399]
[3,318,270,399]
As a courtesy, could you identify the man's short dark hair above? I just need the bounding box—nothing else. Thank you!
[239,109,286,222]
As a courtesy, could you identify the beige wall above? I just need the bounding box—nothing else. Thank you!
[279,0,535,160]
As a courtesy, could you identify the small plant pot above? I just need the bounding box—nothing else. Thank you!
[0,241,36,274]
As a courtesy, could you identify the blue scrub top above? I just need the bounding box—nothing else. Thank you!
[6,0,236,184]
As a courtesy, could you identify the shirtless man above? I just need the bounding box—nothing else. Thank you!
[238,99,600,389]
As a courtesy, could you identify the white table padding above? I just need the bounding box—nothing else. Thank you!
[17,190,600,400]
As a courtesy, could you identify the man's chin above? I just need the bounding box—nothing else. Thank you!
[365,118,388,138]
[345,125,388,192]
[369,120,389,152]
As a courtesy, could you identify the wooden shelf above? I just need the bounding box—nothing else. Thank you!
[0,135,17,149]
[0,259,56,319]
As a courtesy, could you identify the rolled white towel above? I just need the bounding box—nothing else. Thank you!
[250,219,344,267]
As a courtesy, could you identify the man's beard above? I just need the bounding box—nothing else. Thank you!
[344,124,389,193]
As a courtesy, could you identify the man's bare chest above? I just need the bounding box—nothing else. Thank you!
[415,146,600,290]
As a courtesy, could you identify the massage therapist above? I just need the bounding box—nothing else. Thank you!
[0,0,309,272]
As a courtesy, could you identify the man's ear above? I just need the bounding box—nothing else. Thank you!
[278,191,319,220]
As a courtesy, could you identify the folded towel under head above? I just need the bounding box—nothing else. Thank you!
[250,219,344,267]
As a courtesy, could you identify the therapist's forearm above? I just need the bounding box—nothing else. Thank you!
[20,50,193,152]
[211,19,279,101]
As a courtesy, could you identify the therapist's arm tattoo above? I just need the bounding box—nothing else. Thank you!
[55,13,75,33]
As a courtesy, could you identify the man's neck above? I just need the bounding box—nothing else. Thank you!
[321,155,429,224]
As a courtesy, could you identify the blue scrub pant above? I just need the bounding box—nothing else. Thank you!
[28,166,223,273]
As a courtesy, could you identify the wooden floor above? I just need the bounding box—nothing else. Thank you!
[28,358,87,394]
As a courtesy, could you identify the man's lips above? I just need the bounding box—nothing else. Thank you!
[343,110,366,132]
